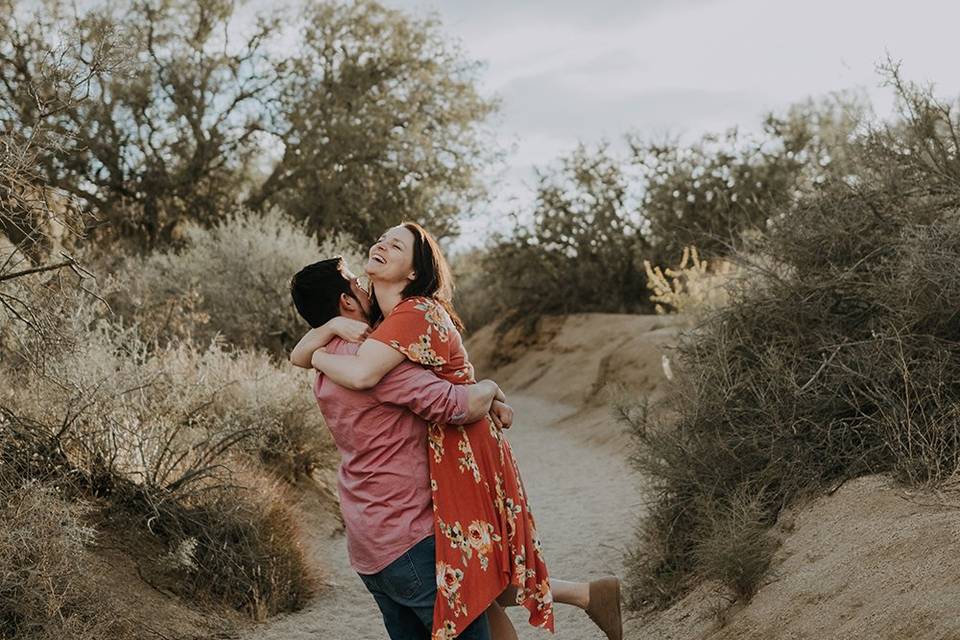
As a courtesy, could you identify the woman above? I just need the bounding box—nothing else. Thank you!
[292,222,621,640]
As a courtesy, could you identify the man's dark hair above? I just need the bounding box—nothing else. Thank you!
[290,257,352,328]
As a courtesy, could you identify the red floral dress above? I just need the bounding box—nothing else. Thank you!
[369,297,554,639]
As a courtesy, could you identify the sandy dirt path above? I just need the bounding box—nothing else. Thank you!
[242,395,640,640]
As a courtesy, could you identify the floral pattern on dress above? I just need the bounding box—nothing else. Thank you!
[428,422,446,464]
[433,621,459,640]
[439,518,500,571]
[390,335,446,368]
[368,296,555,637]
[456,428,482,483]
[436,560,468,618]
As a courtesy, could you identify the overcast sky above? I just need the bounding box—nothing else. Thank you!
[374,0,960,245]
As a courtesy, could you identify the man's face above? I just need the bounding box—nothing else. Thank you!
[341,265,372,320]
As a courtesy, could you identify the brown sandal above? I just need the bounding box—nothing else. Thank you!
[585,576,623,640]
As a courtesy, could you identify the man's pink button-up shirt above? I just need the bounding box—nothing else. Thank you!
[313,337,470,574]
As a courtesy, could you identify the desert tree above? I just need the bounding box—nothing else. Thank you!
[1,0,497,253]
[0,0,124,276]
[0,0,288,251]
[248,0,497,245]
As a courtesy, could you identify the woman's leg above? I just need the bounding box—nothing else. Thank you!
[551,579,590,609]
[496,577,622,640]
[485,601,518,640]
[496,579,589,610]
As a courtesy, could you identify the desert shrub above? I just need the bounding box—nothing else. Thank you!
[0,275,324,616]
[111,208,363,355]
[475,145,652,330]
[3,272,330,487]
[691,490,777,601]
[624,69,960,608]
[633,94,864,264]
[0,481,131,639]
[150,344,333,480]
[142,466,315,620]
[451,247,500,333]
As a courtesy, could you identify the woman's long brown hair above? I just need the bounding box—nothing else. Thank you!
[368,221,465,331]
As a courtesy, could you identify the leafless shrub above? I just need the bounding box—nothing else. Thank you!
[0,481,131,639]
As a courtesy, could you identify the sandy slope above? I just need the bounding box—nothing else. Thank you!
[632,475,960,640]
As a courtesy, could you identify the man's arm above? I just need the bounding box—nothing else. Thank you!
[372,362,502,425]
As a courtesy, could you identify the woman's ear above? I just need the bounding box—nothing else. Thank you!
[407,271,417,282]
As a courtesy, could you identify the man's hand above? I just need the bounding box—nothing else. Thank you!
[464,379,500,423]
[489,399,514,429]
[328,317,371,343]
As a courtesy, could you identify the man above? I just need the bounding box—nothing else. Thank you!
[290,258,502,640]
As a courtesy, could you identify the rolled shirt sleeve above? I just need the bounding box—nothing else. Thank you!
[373,361,471,425]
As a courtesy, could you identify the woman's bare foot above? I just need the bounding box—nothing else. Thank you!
[585,576,622,640]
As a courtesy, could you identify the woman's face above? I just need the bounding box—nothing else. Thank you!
[365,225,416,284]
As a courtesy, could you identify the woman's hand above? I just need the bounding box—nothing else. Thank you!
[328,316,371,343]
[290,318,370,368]
[311,347,328,371]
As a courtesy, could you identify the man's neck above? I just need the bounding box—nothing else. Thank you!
[341,310,366,323]
[372,279,405,317]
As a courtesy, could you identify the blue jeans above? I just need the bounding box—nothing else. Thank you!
[358,535,490,640]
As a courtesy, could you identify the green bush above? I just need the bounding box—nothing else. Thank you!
[633,94,864,264]
[623,69,960,609]
[470,144,651,330]
[457,99,861,332]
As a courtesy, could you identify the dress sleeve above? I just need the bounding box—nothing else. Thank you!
[368,297,452,368]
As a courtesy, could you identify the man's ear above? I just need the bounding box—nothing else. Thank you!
[339,292,356,313]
